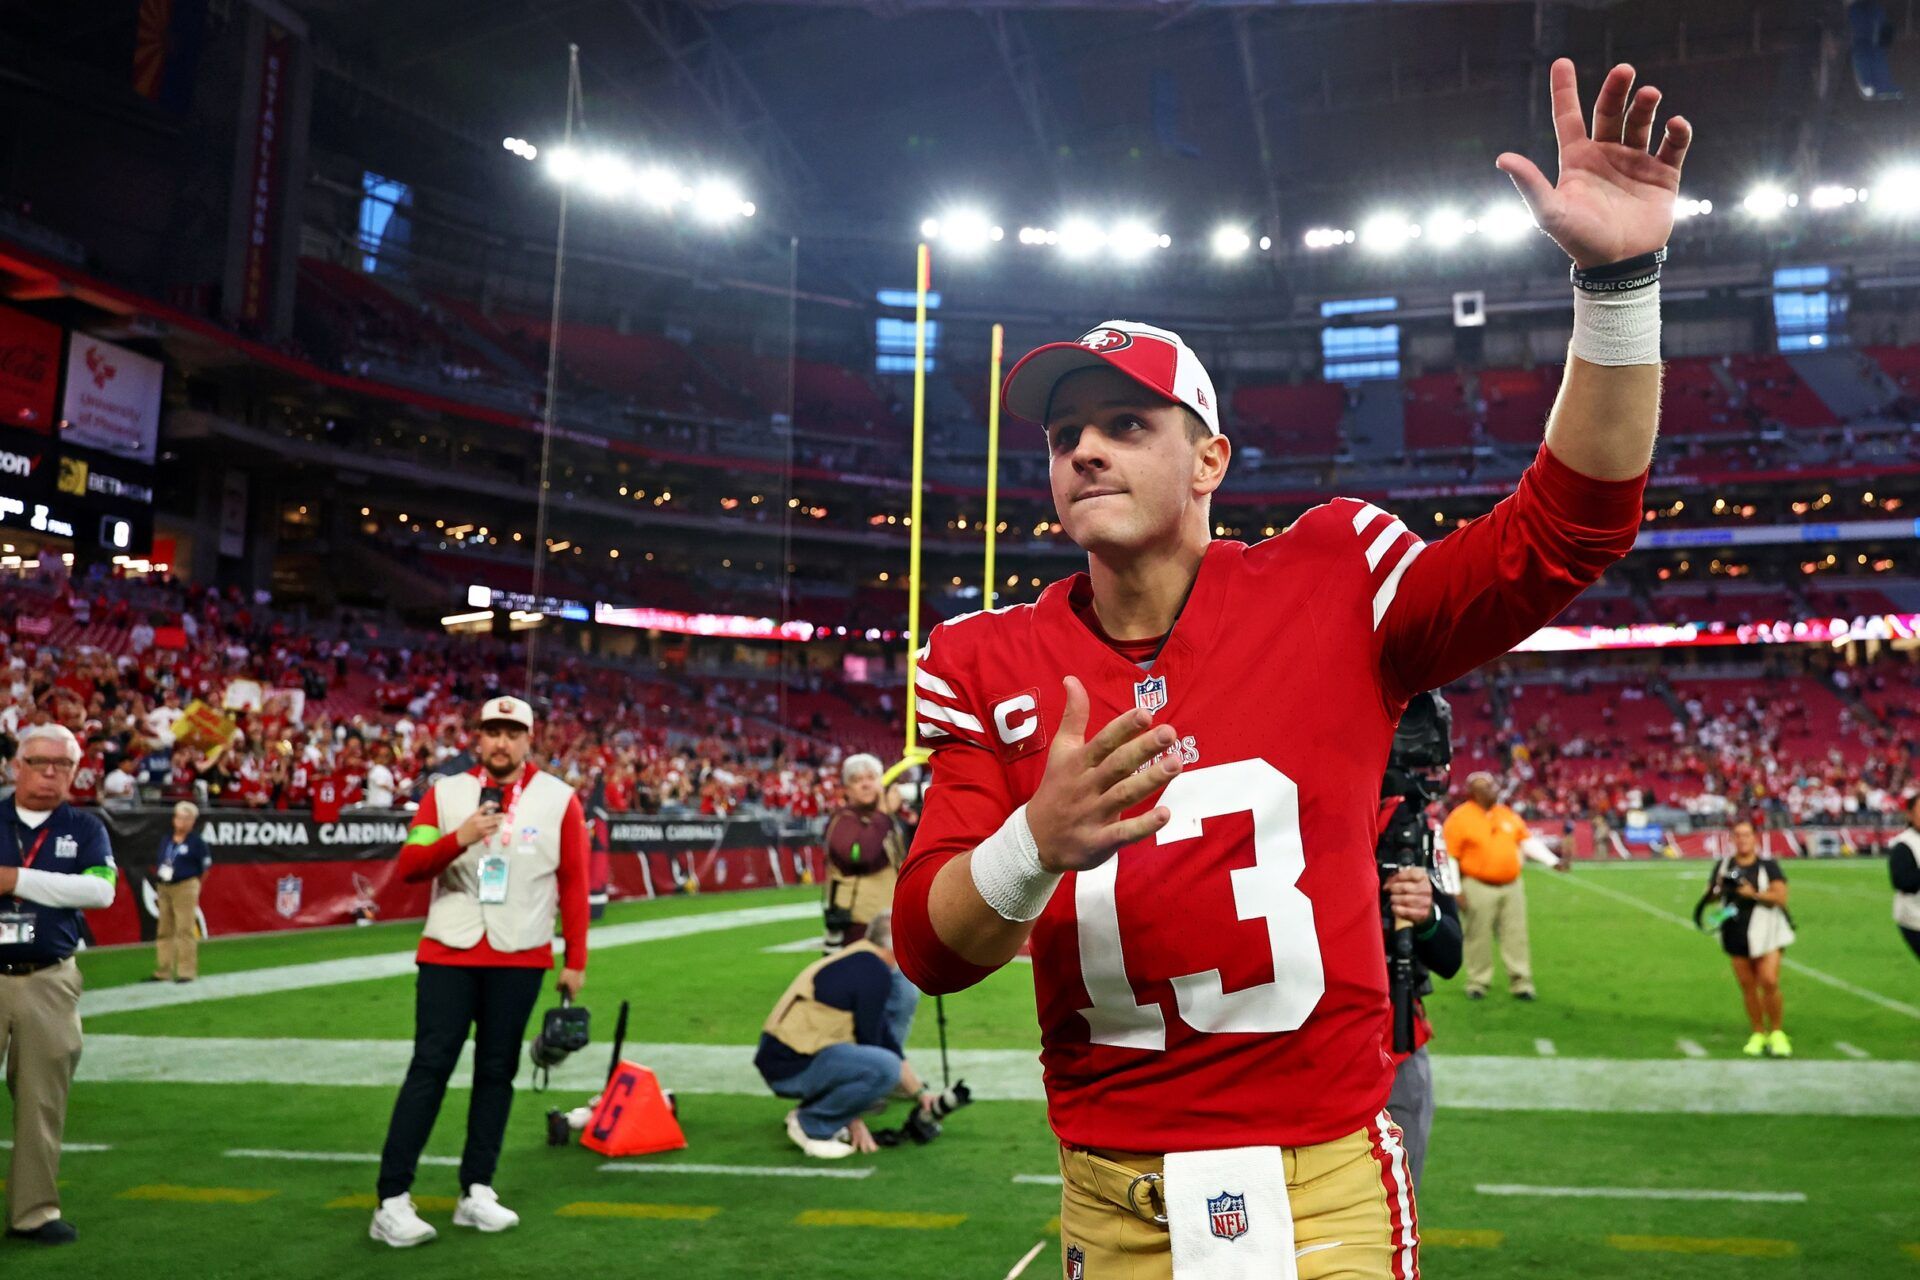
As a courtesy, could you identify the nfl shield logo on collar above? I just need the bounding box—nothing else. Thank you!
[1065,1244,1086,1278]
[1207,1190,1249,1242]
[275,874,303,920]
[1133,674,1167,715]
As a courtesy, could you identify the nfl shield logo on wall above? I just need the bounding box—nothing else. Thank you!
[1065,1244,1086,1279]
[1133,674,1167,715]
[275,874,303,920]
[1207,1190,1250,1242]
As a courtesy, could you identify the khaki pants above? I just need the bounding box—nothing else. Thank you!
[0,959,83,1231]
[1461,875,1533,995]
[155,876,202,980]
[1058,1114,1419,1279]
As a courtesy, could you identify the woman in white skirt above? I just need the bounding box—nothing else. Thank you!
[1699,819,1796,1057]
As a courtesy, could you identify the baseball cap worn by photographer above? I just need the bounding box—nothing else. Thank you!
[1002,320,1222,437]
[479,695,534,730]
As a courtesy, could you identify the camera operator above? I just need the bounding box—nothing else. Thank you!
[755,911,937,1159]
[1377,692,1463,1191]
[369,696,589,1248]
[822,754,907,947]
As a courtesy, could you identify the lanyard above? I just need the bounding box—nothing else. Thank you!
[481,767,529,850]
[15,824,51,870]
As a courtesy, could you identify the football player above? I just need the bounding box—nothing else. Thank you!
[894,59,1689,1280]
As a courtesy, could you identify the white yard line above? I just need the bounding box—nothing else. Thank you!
[225,1148,458,1166]
[1011,1174,1063,1186]
[1834,1042,1871,1059]
[0,1141,110,1152]
[1475,1183,1806,1204]
[760,936,830,954]
[600,1161,873,1180]
[1676,1039,1708,1059]
[1533,1039,1557,1056]
[75,1036,1920,1117]
[82,903,820,1016]
[1004,1241,1049,1280]
[1549,870,1920,1020]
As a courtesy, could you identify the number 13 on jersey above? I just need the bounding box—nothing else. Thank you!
[1074,758,1326,1051]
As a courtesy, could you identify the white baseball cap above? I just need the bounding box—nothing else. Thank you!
[1003,320,1222,436]
[478,695,534,730]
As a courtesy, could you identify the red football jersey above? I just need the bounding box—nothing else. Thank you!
[894,447,1642,1153]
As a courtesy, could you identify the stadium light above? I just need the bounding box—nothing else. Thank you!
[581,152,632,198]
[1478,200,1535,243]
[545,146,582,183]
[691,178,753,222]
[1742,184,1793,219]
[1423,208,1470,249]
[1109,220,1163,259]
[923,209,1001,253]
[1809,184,1861,210]
[1674,196,1713,219]
[1873,166,1920,213]
[1057,216,1105,258]
[1301,226,1348,249]
[635,166,686,209]
[1360,212,1417,253]
[1211,225,1253,258]
[503,137,538,161]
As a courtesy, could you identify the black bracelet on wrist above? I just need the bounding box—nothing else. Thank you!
[1570,246,1666,294]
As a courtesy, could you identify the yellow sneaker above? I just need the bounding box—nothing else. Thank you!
[1742,1033,1766,1057]
[1767,1030,1792,1058]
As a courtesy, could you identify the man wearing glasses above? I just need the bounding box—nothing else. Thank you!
[0,724,117,1246]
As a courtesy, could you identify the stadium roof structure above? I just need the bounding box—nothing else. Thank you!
[281,0,1910,243]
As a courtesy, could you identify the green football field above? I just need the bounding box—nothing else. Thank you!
[3,860,1916,1279]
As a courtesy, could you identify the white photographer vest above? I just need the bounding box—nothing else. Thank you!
[423,769,573,954]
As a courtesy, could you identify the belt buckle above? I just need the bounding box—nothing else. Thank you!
[1124,1171,1167,1226]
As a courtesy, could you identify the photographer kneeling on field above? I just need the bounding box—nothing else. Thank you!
[756,911,936,1158]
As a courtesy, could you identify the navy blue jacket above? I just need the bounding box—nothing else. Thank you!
[158,831,212,881]
[0,798,116,963]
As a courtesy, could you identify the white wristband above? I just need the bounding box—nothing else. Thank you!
[969,805,1060,922]
[1569,282,1660,367]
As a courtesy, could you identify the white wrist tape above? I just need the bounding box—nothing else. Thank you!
[1570,281,1660,366]
[970,805,1060,922]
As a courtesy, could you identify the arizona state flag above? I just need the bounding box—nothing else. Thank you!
[133,0,207,113]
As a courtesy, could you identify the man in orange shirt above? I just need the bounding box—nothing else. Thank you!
[1441,772,1561,1000]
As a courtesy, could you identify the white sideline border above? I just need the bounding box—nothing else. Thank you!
[1475,1183,1806,1203]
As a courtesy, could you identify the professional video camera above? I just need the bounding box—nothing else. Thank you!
[529,994,591,1090]
[872,1080,972,1147]
[1377,690,1452,1056]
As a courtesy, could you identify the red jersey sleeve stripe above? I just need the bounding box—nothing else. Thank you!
[917,697,986,735]
[1372,538,1425,630]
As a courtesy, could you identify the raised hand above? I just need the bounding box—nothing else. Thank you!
[1024,675,1180,874]
[1497,59,1692,270]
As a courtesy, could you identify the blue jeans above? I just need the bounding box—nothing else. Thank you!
[886,968,921,1051]
[768,1043,903,1140]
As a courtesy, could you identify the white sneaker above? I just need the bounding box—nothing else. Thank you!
[785,1109,855,1159]
[453,1184,520,1233]
[369,1193,437,1248]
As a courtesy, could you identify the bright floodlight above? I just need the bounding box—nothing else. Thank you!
[1478,200,1534,243]
[1302,226,1345,250]
[1674,195,1713,220]
[920,217,941,239]
[1212,225,1253,258]
[691,178,749,222]
[936,209,997,253]
[1423,208,1469,248]
[635,166,685,209]
[1874,167,1920,213]
[1057,217,1105,258]
[1359,212,1415,253]
[1809,184,1858,210]
[581,152,632,197]
[502,137,538,160]
[1109,220,1160,259]
[1742,184,1791,219]
[546,146,582,183]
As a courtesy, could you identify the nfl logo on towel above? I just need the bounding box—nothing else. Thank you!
[275,874,303,919]
[1207,1190,1250,1242]
[1133,674,1167,715]
[1065,1244,1086,1279]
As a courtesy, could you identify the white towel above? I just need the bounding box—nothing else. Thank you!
[1165,1145,1296,1280]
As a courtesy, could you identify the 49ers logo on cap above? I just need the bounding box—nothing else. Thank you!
[1079,327,1133,353]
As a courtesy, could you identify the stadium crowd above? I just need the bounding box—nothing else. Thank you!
[1,572,857,822]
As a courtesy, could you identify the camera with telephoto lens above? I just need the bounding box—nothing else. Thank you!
[873,1080,972,1147]
[529,998,590,1090]
[1378,691,1452,1056]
